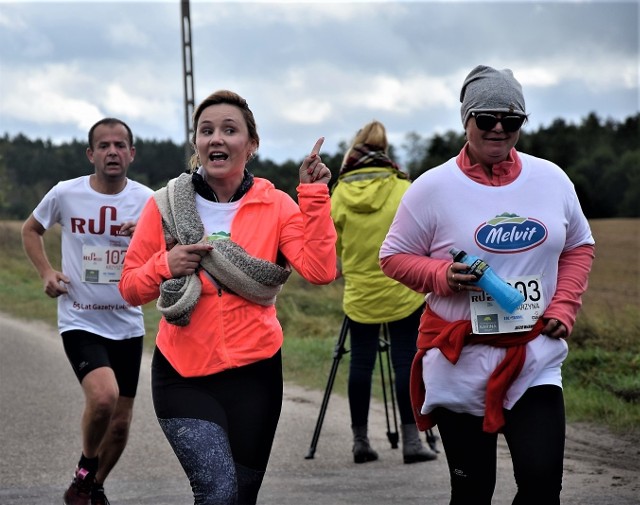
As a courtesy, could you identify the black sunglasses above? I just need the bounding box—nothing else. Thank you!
[472,112,526,133]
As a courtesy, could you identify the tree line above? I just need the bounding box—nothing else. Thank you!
[1,111,637,220]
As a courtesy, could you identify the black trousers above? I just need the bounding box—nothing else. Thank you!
[347,305,423,426]
[433,385,565,505]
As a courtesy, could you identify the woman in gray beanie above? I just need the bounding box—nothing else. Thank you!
[379,65,595,504]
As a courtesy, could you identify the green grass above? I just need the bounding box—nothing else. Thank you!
[563,347,640,430]
[2,219,638,436]
[0,221,61,323]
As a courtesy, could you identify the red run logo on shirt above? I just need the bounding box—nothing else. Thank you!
[70,206,123,236]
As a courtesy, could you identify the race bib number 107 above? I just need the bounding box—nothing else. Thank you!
[82,245,127,284]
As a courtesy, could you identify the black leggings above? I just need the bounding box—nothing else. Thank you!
[151,348,283,505]
[347,305,423,426]
[433,385,565,505]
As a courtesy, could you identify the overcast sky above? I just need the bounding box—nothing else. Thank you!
[1,0,638,165]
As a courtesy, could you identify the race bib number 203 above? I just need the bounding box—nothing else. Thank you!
[470,274,544,334]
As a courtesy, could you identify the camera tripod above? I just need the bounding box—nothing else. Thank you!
[304,316,438,459]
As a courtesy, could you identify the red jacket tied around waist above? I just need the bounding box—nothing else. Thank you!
[411,305,545,433]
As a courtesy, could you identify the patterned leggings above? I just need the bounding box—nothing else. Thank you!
[152,348,283,505]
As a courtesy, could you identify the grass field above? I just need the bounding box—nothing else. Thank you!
[1,218,638,433]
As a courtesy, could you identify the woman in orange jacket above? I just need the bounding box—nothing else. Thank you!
[119,90,336,505]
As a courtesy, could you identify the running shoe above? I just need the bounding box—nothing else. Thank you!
[62,466,94,505]
[91,485,111,505]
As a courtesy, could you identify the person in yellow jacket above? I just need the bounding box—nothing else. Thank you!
[331,120,437,464]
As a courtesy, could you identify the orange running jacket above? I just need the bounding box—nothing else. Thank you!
[119,178,337,377]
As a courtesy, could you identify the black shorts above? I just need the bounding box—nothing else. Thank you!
[61,330,143,398]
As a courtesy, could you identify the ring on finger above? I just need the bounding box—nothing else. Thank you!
[457,283,462,291]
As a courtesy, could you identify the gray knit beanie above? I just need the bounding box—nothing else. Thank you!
[460,65,526,127]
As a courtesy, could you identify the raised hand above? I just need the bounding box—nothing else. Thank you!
[299,137,331,185]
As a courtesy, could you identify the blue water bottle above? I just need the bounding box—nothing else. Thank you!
[449,247,525,313]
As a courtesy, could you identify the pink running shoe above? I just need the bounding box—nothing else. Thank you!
[62,467,94,505]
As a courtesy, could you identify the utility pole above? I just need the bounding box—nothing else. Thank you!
[180,0,195,162]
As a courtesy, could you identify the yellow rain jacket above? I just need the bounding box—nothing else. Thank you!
[331,167,424,323]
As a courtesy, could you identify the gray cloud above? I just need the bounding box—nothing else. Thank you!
[0,1,637,165]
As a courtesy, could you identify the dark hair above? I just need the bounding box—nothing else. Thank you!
[88,118,134,149]
[189,90,259,171]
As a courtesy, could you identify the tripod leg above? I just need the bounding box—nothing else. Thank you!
[378,323,399,449]
[305,316,350,459]
[383,323,399,445]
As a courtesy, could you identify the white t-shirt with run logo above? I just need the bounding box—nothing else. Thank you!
[33,175,153,340]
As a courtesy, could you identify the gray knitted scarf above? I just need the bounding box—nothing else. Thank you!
[154,173,291,326]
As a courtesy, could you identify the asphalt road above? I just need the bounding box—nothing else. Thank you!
[1,313,637,505]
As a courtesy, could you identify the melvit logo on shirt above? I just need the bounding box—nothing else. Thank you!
[475,213,547,253]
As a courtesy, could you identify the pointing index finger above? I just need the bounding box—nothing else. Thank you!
[310,137,324,156]
[186,243,213,252]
